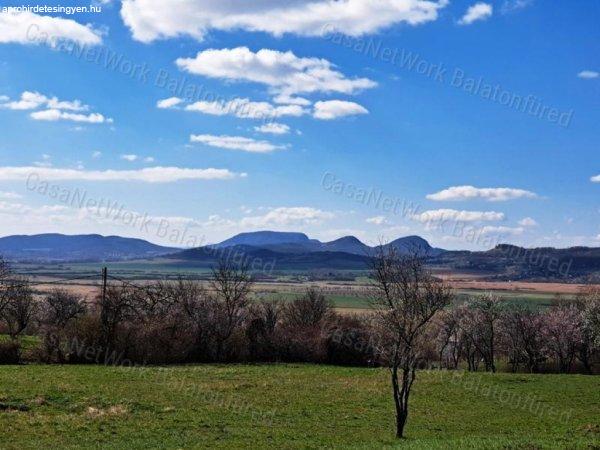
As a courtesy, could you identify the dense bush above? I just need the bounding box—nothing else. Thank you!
[0,339,21,364]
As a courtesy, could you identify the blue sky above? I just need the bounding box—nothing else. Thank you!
[0,0,598,249]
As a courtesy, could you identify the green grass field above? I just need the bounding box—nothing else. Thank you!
[256,290,571,311]
[0,364,598,449]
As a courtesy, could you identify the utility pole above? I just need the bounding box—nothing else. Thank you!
[101,267,108,306]
[100,266,108,349]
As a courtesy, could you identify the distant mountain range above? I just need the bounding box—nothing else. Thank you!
[1,231,599,282]
[208,231,443,256]
[0,233,178,262]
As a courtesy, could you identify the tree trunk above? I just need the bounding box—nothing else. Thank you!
[391,364,414,438]
[490,327,496,373]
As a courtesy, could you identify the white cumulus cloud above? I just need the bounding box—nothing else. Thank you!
[185,98,307,120]
[591,174,600,183]
[366,216,387,225]
[120,0,448,43]
[412,209,505,223]
[426,185,537,202]
[0,166,243,183]
[0,191,22,200]
[254,123,290,135]
[313,100,369,120]
[480,225,524,236]
[190,134,285,153]
[1,91,112,124]
[458,2,493,25]
[0,10,102,47]
[30,109,112,123]
[1,91,88,111]
[518,217,538,227]
[239,207,335,228]
[156,97,184,109]
[175,47,376,98]
[578,70,599,79]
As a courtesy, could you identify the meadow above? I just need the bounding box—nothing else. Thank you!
[0,364,598,449]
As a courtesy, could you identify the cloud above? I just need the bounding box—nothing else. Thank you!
[239,207,335,228]
[578,70,599,80]
[0,191,21,200]
[120,0,447,43]
[190,134,285,153]
[458,3,493,25]
[254,123,290,135]
[591,174,600,183]
[30,109,112,123]
[156,97,184,108]
[313,100,369,120]
[501,0,533,14]
[120,154,138,161]
[1,91,112,124]
[92,151,102,159]
[426,185,537,202]
[184,98,307,120]
[480,225,524,236]
[273,95,312,106]
[366,216,387,225]
[412,209,505,223]
[175,47,376,97]
[143,156,155,163]
[0,10,102,47]
[518,217,538,227]
[0,166,243,183]
[0,91,88,111]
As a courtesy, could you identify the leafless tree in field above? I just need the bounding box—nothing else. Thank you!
[370,247,453,438]
[434,308,462,369]
[282,288,333,328]
[39,289,87,362]
[0,257,12,316]
[162,278,211,360]
[247,300,282,360]
[97,283,139,350]
[460,294,503,372]
[1,276,36,339]
[500,306,545,373]
[574,286,600,373]
[41,289,87,329]
[209,259,253,361]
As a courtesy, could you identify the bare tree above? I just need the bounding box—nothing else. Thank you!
[500,306,545,373]
[371,248,453,438]
[39,289,87,362]
[542,304,581,373]
[574,287,600,373]
[1,276,36,339]
[282,288,333,328]
[434,308,462,369]
[162,278,211,360]
[97,283,139,350]
[209,259,253,361]
[247,300,282,360]
[460,294,503,372]
[0,257,12,316]
[41,289,87,328]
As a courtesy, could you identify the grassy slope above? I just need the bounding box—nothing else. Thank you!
[1,365,599,449]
